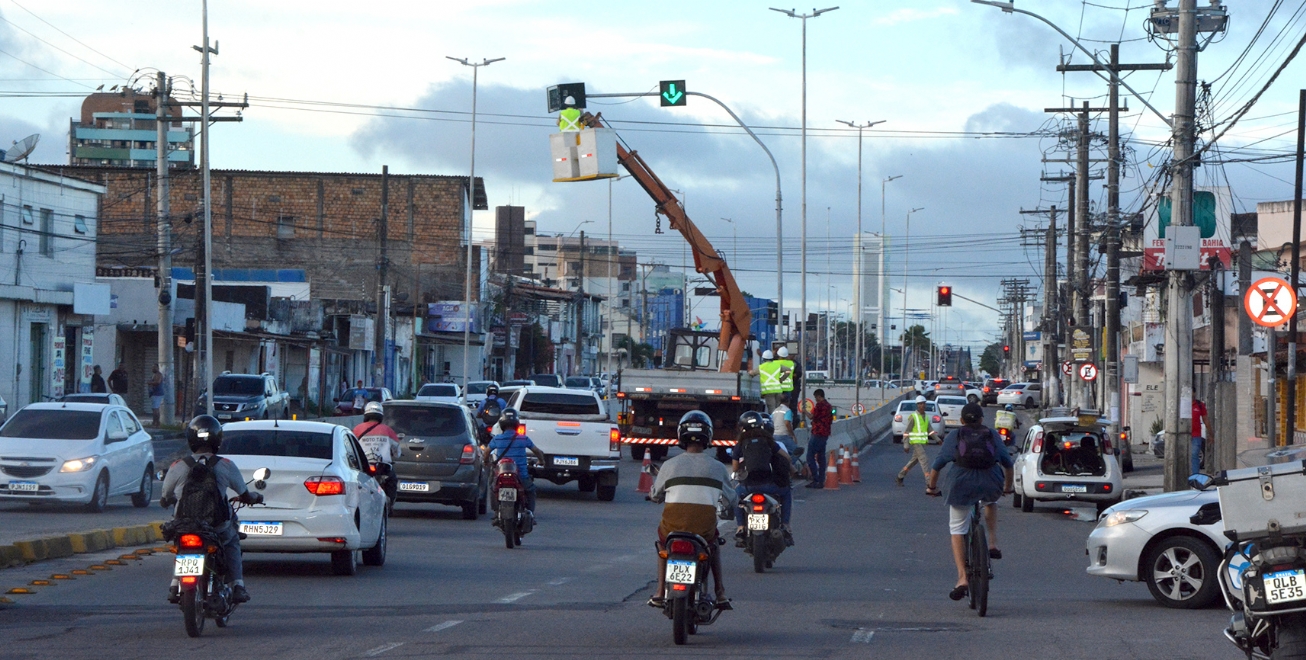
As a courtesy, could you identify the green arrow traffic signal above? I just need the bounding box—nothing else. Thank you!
[660,80,687,107]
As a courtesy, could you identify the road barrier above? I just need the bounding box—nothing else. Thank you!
[0,522,165,569]
[793,392,907,451]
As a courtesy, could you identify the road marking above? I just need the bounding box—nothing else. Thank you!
[497,590,536,603]
[425,620,463,633]
[548,577,573,586]
[363,642,404,657]
[851,628,874,643]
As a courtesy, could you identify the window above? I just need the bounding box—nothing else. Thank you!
[524,226,534,235]
[417,384,458,397]
[221,429,336,459]
[20,205,33,225]
[277,214,294,239]
[385,405,467,437]
[119,411,141,435]
[1,410,101,439]
[39,208,52,256]
[343,434,362,470]
[74,215,88,234]
[523,246,534,255]
[105,413,125,441]
[539,243,556,251]
[518,392,601,416]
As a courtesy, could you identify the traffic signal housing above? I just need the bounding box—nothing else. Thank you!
[937,285,953,307]
[1002,344,1011,356]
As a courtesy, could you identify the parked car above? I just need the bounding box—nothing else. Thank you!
[890,400,945,443]
[220,420,388,575]
[200,372,291,421]
[934,395,969,430]
[1086,488,1224,609]
[1012,413,1122,515]
[0,403,155,512]
[58,393,128,407]
[463,381,500,407]
[335,387,394,416]
[981,378,1011,405]
[529,374,563,388]
[415,383,462,405]
[503,386,621,501]
[996,382,1042,409]
[385,401,489,519]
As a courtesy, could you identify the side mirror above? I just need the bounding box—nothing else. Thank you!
[155,469,167,482]
[1187,473,1213,491]
[106,430,129,443]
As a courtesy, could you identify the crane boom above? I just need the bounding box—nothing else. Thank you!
[581,113,752,373]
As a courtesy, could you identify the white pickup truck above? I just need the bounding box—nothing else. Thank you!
[503,386,621,501]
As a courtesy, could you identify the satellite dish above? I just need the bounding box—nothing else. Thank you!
[3,134,39,163]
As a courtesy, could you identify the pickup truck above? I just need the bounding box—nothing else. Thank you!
[201,372,290,422]
[503,386,621,502]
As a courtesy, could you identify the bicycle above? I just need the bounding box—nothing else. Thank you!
[964,500,992,617]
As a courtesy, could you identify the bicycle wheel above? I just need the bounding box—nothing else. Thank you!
[971,512,990,617]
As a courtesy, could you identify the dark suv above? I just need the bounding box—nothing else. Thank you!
[981,378,1011,405]
[202,373,289,422]
[385,401,488,520]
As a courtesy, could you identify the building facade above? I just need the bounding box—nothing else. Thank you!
[68,90,195,169]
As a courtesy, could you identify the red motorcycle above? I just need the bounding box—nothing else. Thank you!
[491,458,533,548]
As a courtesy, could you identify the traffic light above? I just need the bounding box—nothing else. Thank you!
[1002,344,1011,356]
[659,80,687,107]
[937,285,952,307]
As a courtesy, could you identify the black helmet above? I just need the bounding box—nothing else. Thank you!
[761,413,775,435]
[961,402,985,424]
[738,410,767,434]
[677,410,713,449]
[187,415,223,453]
[500,408,521,430]
[486,384,499,396]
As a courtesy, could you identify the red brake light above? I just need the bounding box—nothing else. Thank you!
[894,414,902,422]
[609,428,620,452]
[460,444,475,465]
[616,391,625,398]
[752,505,764,512]
[1103,484,1112,492]
[668,539,695,555]
[932,415,941,423]
[367,464,377,474]
[180,576,198,585]
[515,424,527,437]
[179,534,203,549]
[750,493,766,504]
[983,387,990,393]
[1032,432,1044,453]
[1103,437,1113,453]
[304,476,346,496]
[672,583,687,591]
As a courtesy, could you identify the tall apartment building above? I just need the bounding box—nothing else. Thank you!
[68,89,195,168]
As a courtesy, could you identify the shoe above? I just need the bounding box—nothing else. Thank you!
[804,482,823,489]
[949,584,969,601]
[781,526,795,547]
[734,528,746,548]
[895,475,905,487]
[647,596,666,608]
[715,599,734,611]
[231,585,250,604]
[989,548,1003,560]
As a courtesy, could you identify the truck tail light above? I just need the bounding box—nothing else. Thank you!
[609,428,620,452]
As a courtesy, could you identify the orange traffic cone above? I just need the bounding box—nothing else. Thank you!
[636,448,654,493]
[823,450,841,490]
[837,446,853,485]
[851,449,862,483]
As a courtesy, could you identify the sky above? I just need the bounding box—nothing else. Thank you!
[3,0,1304,357]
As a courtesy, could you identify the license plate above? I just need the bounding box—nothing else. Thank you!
[1266,570,1306,605]
[239,522,283,536]
[747,513,769,531]
[173,554,205,577]
[216,414,232,421]
[552,456,580,467]
[498,488,517,502]
[1061,484,1088,493]
[398,481,429,492]
[7,481,38,492]
[945,419,961,427]
[666,559,697,585]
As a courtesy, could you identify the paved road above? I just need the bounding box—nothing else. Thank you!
[0,411,1232,659]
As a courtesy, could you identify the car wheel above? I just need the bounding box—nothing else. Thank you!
[86,472,109,513]
[968,395,979,404]
[630,445,647,461]
[331,549,358,576]
[461,499,479,520]
[597,484,616,502]
[1021,495,1034,513]
[893,434,902,444]
[131,465,153,508]
[362,514,387,567]
[1025,398,1036,410]
[1144,535,1221,609]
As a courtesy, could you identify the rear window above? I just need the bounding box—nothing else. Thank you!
[565,377,592,388]
[897,402,936,412]
[1004,383,1026,390]
[385,406,467,437]
[59,394,110,403]
[418,384,458,397]
[466,382,492,395]
[222,430,334,459]
[519,392,601,416]
[213,376,263,396]
[1,409,102,440]
[936,396,967,406]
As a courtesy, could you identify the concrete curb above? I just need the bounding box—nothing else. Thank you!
[0,522,166,570]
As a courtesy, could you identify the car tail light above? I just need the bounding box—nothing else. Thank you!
[932,415,941,423]
[1032,432,1044,453]
[894,414,902,422]
[609,428,620,453]
[558,421,581,427]
[983,387,990,393]
[179,534,203,549]
[751,493,766,504]
[1103,484,1112,492]
[304,476,345,496]
[1102,436,1113,454]
[316,537,347,544]
[668,539,695,555]
[731,396,741,401]
[460,444,475,465]
[1012,390,1023,396]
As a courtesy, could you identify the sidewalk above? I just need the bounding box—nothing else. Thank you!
[1121,444,1164,497]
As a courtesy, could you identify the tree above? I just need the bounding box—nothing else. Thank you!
[979,341,1004,377]
[515,323,554,376]
[616,336,655,369]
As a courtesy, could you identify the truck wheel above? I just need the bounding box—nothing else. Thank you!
[596,484,616,502]
[650,446,668,461]
[578,476,596,492]
[630,445,645,461]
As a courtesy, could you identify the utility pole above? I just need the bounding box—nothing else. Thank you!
[576,230,586,376]
[197,0,215,416]
[374,165,389,389]
[154,71,175,426]
[881,175,902,385]
[1287,88,1305,445]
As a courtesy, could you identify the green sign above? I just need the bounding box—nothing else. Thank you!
[1157,191,1216,239]
[660,80,686,107]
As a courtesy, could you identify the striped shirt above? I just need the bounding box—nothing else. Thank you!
[650,451,737,539]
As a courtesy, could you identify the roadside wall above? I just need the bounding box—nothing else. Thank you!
[794,393,907,450]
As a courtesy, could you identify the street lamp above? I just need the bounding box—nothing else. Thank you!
[879,174,901,387]
[771,5,838,408]
[607,174,632,377]
[836,119,886,408]
[901,207,925,381]
[719,217,737,266]
[447,55,505,391]
[567,219,593,237]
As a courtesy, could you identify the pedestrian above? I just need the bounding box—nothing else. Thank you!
[89,365,108,393]
[1190,398,1210,476]
[107,362,129,395]
[149,365,165,426]
[897,396,941,488]
[804,389,834,489]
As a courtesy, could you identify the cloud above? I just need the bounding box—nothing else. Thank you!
[874,7,958,26]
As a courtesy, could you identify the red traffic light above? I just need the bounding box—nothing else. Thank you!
[1002,344,1011,355]
[936,285,953,307]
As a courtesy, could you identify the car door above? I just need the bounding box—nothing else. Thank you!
[101,411,130,495]
[116,410,151,487]
[342,431,382,545]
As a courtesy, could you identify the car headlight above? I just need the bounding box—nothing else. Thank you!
[1098,509,1147,528]
[60,456,98,473]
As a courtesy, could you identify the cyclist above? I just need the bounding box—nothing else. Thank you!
[926,402,1013,601]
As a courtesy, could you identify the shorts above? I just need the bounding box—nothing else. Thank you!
[948,502,995,536]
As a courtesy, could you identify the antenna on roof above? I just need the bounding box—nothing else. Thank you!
[3,134,39,163]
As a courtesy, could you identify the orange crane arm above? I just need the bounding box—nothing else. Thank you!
[582,113,752,373]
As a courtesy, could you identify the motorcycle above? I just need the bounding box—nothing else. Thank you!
[997,427,1013,446]
[491,458,533,548]
[366,460,396,515]
[659,532,727,645]
[168,467,270,638]
[739,491,787,573]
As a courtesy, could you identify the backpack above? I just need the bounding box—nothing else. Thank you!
[174,455,231,526]
[955,427,998,470]
[738,435,786,486]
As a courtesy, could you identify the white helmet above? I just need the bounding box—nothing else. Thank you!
[915,395,927,404]
[777,346,790,358]
[364,401,384,418]
[564,95,576,106]
[762,350,774,360]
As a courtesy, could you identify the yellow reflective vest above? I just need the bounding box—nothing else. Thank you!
[907,412,931,444]
[558,108,582,132]
[759,361,785,396]
[775,359,796,393]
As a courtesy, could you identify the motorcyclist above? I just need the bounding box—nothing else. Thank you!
[993,404,1021,439]
[474,384,508,441]
[730,411,794,547]
[483,408,546,514]
[160,415,262,604]
[648,410,738,609]
[353,402,401,502]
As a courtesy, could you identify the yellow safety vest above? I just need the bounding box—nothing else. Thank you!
[994,410,1017,430]
[558,108,582,132]
[908,412,931,444]
[759,361,785,395]
[775,359,796,393]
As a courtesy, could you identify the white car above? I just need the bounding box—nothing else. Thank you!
[996,382,1042,409]
[416,382,462,405]
[462,380,499,407]
[890,400,945,443]
[1086,488,1225,609]
[220,420,388,575]
[0,403,155,512]
[1012,415,1123,515]
[933,395,969,430]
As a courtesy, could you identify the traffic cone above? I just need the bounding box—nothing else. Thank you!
[837,446,853,485]
[851,449,862,483]
[636,448,654,493]
[823,450,841,490]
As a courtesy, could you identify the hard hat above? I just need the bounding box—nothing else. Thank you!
[762,350,774,360]
[563,95,576,106]
[777,346,789,358]
[915,395,927,404]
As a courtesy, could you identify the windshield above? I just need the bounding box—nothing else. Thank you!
[213,376,263,396]
[385,406,467,437]
[898,402,936,413]
[1,409,102,440]
[936,397,967,406]
[531,374,562,386]
[222,429,334,459]
[565,377,591,388]
[59,394,110,403]
[519,392,601,416]
[466,382,492,395]
[418,384,458,397]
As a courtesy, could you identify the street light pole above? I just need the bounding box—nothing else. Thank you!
[836,119,886,411]
[608,174,631,377]
[901,207,925,382]
[881,175,902,386]
[447,55,504,392]
[720,218,737,266]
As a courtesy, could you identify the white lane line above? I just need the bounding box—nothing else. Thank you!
[548,577,574,586]
[425,620,463,633]
[851,629,874,643]
[363,642,404,656]
[497,590,536,603]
